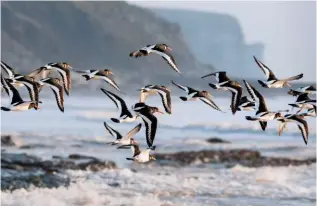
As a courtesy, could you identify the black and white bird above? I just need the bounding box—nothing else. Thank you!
[1,74,10,97]
[243,80,283,131]
[297,108,317,118]
[0,62,41,106]
[75,69,121,91]
[201,72,242,114]
[138,84,172,114]
[288,93,316,114]
[288,85,316,96]
[119,142,156,162]
[10,75,41,107]
[28,66,52,80]
[38,78,65,112]
[171,80,222,112]
[1,61,25,88]
[237,96,256,111]
[101,88,137,123]
[1,61,15,79]
[277,114,309,145]
[236,81,257,112]
[1,62,43,100]
[104,122,141,148]
[36,63,72,95]
[1,79,40,112]
[253,56,303,88]
[132,102,164,150]
[129,44,181,75]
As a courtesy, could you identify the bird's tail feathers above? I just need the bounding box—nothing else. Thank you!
[288,104,299,108]
[257,80,268,88]
[245,116,258,121]
[275,109,289,113]
[1,107,10,111]
[117,145,131,149]
[208,83,218,89]
[179,96,187,101]
[111,118,121,123]
[74,70,87,74]
[82,75,91,81]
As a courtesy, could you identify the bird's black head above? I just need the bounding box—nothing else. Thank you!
[158,44,172,52]
[275,113,282,119]
[29,102,40,110]
[130,138,137,145]
[61,62,72,69]
[287,89,301,96]
[160,85,170,91]
[103,69,113,75]
[151,107,164,114]
[200,91,211,97]
[149,155,156,161]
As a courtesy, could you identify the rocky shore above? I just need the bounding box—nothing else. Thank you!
[1,152,116,191]
[1,135,315,191]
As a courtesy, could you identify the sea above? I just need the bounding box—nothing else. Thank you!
[1,89,316,206]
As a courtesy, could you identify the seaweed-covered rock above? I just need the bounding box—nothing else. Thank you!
[154,149,316,167]
[19,144,55,149]
[1,135,16,146]
[206,137,230,144]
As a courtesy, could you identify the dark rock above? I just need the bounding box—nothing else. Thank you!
[206,137,230,144]
[1,152,117,191]
[154,149,316,167]
[76,160,117,172]
[68,154,98,160]
[71,144,83,148]
[108,182,120,188]
[19,144,55,149]
[1,135,16,146]
[52,155,63,159]
[1,153,42,165]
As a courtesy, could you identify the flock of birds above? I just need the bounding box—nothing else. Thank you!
[1,43,316,163]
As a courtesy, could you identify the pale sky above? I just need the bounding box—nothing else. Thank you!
[128,1,316,82]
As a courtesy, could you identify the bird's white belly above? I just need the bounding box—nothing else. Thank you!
[91,76,102,80]
[121,116,138,123]
[11,103,31,111]
[13,82,24,88]
[295,103,314,109]
[135,153,150,162]
[242,107,255,111]
[188,97,199,101]
[119,139,130,145]
[268,81,284,88]
[258,113,276,121]
[302,103,314,109]
[217,86,229,91]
